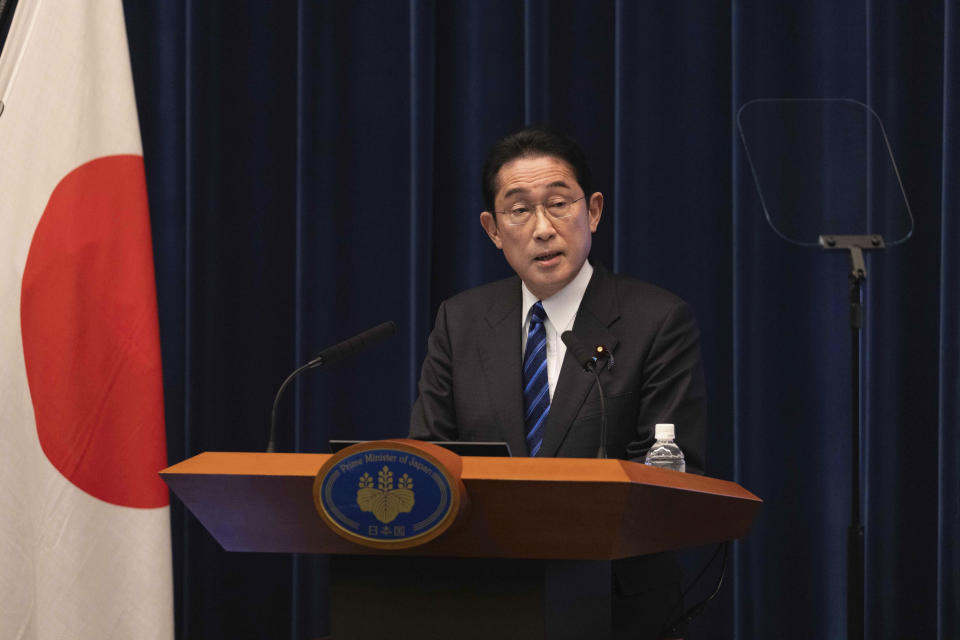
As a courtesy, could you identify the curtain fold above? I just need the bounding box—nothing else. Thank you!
[116,1,958,638]
[938,4,959,639]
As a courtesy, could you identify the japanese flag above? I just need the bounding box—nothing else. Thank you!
[0,0,174,638]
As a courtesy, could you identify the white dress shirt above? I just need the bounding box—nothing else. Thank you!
[520,260,594,401]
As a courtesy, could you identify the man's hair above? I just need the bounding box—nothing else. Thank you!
[481,126,593,212]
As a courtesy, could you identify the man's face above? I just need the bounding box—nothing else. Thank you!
[480,155,603,300]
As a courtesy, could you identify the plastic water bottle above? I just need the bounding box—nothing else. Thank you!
[644,423,685,472]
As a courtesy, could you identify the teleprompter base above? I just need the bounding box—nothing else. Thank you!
[330,555,611,640]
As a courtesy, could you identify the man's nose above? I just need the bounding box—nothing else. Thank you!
[531,206,557,239]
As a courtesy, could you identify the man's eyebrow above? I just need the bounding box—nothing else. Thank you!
[502,186,530,200]
[501,181,572,200]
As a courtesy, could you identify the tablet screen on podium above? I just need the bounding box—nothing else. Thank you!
[328,440,512,457]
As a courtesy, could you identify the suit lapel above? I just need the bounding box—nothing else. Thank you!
[476,279,527,457]
[539,263,621,457]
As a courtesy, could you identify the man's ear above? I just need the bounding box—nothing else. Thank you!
[587,192,604,232]
[480,211,503,249]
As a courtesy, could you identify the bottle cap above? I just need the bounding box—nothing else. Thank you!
[654,423,675,440]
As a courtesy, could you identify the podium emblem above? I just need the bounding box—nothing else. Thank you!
[314,440,465,549]
[356,466,415,524]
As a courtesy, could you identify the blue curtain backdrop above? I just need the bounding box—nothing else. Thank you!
[114,0,960,638]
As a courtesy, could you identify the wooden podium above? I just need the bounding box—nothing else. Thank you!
[161,442,761,639]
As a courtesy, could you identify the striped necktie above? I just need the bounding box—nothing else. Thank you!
[523,301,550,456]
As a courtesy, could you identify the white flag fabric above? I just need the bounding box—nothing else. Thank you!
[0,1,174,638]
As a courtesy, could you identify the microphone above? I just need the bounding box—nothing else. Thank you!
[563,333,614,373]
[266,321,397,452]
[561,330,611,459]
[305,321,397,367]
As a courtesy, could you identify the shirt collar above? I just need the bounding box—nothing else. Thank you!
[521,259,594,328]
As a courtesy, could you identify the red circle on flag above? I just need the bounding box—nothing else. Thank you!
[20,155,169,508]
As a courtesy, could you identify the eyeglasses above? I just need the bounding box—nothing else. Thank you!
[495,195,586,226]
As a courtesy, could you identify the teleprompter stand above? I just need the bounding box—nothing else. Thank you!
[819,233,886,640]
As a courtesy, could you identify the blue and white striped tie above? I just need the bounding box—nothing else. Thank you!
[523,302,550,456]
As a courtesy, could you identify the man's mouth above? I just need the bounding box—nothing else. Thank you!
[534,252,562,262]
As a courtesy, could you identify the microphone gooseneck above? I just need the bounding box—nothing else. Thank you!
[266,321,397,452]
[561,330,610,459]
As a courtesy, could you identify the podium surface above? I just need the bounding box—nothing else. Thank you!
[161,450,760,559]
[162,447,761,639]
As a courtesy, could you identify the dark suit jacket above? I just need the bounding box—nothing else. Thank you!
[409,261,707,470]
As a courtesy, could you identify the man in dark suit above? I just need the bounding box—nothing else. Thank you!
[409,126,707,640]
